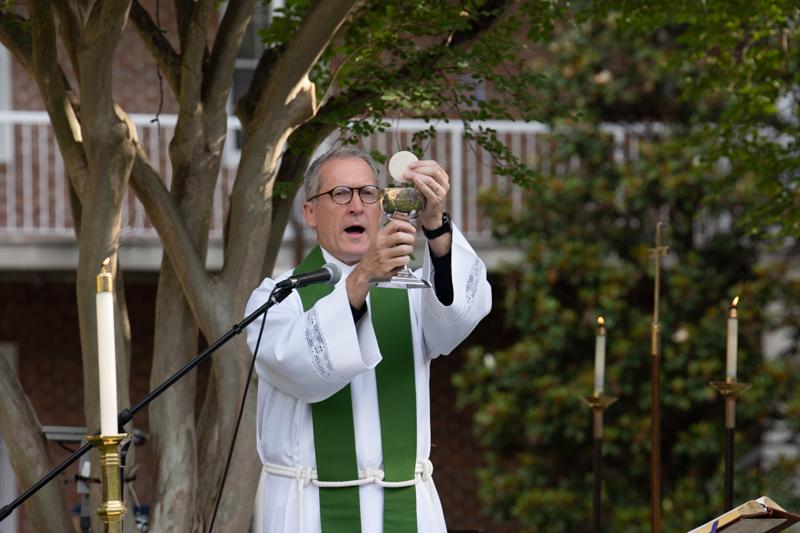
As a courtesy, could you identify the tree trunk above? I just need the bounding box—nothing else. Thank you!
[0,356,75,532]
[148,112,226,530]
[193,337,261,531]
[204,376,261,533]
[146,261,200,531]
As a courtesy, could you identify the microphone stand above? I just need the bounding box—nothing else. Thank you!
[0,286,293,523]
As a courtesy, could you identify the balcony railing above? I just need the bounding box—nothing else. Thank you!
[0,111,645,247]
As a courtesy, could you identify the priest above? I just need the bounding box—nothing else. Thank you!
[244,145,492,533]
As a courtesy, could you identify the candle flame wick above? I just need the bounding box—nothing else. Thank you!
[597,316,605,326]
[732,296,739,308]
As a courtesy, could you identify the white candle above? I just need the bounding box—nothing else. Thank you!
[726,296,739,381]
[96,261,118,435]
[594,316,606,395]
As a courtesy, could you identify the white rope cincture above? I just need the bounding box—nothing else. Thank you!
[262,460,435,533]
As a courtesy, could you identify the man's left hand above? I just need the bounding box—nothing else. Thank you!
[404,160,450,230]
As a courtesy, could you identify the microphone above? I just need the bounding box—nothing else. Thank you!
[275,263,342,290]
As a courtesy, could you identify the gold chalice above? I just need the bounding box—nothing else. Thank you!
[372,185,431,289]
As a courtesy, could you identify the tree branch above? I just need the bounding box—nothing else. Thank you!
[27,1,91,201]
[173,0,194,46]
[251,0,364,126]
[129,0,181,95]
[0,7,33,70]
[177,0,214,119]
[130,148,218,338]
[235,45,283,130]
[448,0,513,50]
[52,0,86,79]
[77,1,132,125]
[204,0,255,115]
[160,0,216,178]
[261,119,338,278]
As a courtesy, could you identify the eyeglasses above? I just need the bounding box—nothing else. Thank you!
[308,185,382,205]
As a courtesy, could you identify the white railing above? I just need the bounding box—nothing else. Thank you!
[0,111,646,246]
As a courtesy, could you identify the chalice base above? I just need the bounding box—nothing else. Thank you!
[373,270,431,289]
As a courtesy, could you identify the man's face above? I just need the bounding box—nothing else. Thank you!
[303,157,383,265]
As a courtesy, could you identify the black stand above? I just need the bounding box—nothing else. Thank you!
[593,435,602,533]
[651,350,662,533]
[580,394,616,533]
[0,287,291,523]
[709,380,751,515]
[724,426,734,511]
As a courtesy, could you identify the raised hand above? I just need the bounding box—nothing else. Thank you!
[347,219,417,306]
[404,160,450,230]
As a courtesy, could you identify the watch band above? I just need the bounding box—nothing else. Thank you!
[422,212,452,240]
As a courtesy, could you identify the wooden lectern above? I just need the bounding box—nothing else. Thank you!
[687,496,800,533]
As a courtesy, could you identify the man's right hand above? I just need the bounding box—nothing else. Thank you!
[346,219,416,308]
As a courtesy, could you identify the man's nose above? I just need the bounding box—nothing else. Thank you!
[348,193,365,212]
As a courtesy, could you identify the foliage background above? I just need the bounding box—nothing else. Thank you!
[453,2,800,531]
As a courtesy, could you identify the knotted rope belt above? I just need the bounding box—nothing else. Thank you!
[262,459,435,533]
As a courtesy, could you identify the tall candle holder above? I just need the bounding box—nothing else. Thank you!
[86,434,128,532]
[649,222,668,533]
[581,393,617,533]
[92,260,127,531]
[710,378,751,512]
[96,259,119,436]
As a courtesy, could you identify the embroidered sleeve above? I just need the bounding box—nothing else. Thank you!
[464,258,482,312]
[305,308,342,382]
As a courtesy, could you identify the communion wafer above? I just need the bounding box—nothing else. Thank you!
[388,151,418,183]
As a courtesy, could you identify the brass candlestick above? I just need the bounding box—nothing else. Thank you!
[581,393,618,533]
[87,434,128,532]
[710,378,752,512]
[649,222,668,533]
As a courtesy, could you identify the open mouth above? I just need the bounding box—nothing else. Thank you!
[344,225,365,235]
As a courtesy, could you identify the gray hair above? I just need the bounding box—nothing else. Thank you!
[304,145,382,200]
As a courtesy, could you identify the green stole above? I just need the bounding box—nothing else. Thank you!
[294,246,418,533]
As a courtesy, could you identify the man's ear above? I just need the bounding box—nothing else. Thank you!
[302,202,316,228]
